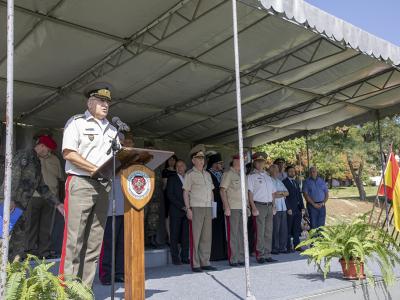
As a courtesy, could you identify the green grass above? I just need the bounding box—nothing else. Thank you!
[329,186,378,201]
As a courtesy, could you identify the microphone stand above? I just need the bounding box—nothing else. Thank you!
[110,130,121,300]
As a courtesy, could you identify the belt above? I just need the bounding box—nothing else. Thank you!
[254,201,273,206]
[67,174,107,182]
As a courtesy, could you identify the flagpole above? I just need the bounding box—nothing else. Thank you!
[1,0,14,296]
[231,0,255,299]
[376,111,390,232]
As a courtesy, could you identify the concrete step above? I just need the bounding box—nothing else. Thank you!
[145,247,171,268]
[295,278,400,300]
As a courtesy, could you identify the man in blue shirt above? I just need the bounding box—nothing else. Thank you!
[302,167,328,229]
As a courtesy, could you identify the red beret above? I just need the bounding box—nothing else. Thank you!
[232,153,247,160]
[37,135,57,150]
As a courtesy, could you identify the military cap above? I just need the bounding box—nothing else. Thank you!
[36,135,57,150]
[207,152,223,169]
[252,152,267,161]
[190,144,206,158]
[274,157,285,164]
[84,82,113,101]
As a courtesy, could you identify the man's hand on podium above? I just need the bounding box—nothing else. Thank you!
[89,167,98,177]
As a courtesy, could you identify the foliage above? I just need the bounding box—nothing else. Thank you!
[297,215,400,285]
[5,255,93,300]
[255,138,306,166]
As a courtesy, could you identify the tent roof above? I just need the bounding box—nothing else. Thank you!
[1,0,400,147]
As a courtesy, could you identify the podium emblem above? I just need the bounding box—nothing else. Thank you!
[128,171,151,200]
[121,164,155,210]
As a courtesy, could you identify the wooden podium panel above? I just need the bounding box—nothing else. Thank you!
[108,148,173,300]
[124,200,144,300]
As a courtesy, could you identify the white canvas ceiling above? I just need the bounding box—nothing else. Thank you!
[1,0,399,147]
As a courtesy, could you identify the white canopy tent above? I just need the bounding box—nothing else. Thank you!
[1,0,399,148]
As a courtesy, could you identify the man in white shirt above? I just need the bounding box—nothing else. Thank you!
[247,152,277,264]
[270,164,289,254]
[60,82,119,287]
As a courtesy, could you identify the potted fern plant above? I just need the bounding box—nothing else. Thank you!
[5,255,94,300]
[297,215,400,284]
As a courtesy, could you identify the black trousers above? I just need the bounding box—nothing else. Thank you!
[287,212,302,250]
[99,216,124,282]
[169,211,189,262]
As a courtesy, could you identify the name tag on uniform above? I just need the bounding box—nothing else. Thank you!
[83,128,98,142]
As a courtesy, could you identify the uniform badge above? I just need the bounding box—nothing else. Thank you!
[21,158,28,167]
[88,134,94,141]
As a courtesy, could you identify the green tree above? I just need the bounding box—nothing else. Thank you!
[310,126,367,200]
[256,137,306,166]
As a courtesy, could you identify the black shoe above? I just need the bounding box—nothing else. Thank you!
[192,267,203,273]
[201,265,217,271]
[257,258,265,264]
[265,257,278,263]
[229,262,238,267]
[238,262,245,266]
[271,250,279,255]
[279,250,287,254]
[181,259,190,264]
[115,276,124,283]
[172,260,182,265]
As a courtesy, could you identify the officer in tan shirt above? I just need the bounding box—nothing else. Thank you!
[220,154,247,266]
[183,144,217,272]
[26,135,63,258]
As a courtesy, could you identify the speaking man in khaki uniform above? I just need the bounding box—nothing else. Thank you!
[183,144,217,272]
[247,152,277,264]
[220,154,247,267]
[60,82,119,286]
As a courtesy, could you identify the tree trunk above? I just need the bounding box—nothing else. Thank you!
[347,155,366,200]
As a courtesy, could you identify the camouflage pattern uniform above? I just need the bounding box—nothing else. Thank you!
[144,167,163,247]
[0,149,59,261]
[0,155,4,186]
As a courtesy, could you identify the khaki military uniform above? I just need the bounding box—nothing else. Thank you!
[60,110,118,286]
[220,167,245,264]
[183,167,214,268]
[26,153,63,257]
[0,149,59,261]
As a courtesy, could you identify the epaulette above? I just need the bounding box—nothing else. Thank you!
[73,114,85,120]
[186,169,194,175]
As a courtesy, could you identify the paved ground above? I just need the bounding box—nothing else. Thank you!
[91,252,400,300]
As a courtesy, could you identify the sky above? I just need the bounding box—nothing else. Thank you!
[305,0,400,46]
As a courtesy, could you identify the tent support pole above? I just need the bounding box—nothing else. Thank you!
[231,1,255,299]
[1,0,14,296]
[376,110,390,232]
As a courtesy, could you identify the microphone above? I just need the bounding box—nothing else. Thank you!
[112,116,130,132]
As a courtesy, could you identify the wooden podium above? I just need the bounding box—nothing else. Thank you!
[94,147,173,299]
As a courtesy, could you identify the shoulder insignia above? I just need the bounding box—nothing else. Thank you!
[73,114,85,120]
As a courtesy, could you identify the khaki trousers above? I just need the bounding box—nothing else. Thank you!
[189,207,212,268]
[59,176,109,287]
[226,209,244,264]
[254,202,273,259]
[25,197,55,257]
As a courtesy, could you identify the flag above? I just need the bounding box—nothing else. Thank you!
[378,152,400,231]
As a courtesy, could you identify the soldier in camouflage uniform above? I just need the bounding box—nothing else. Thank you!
[0,136,64,261]
[144,166,163,248]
